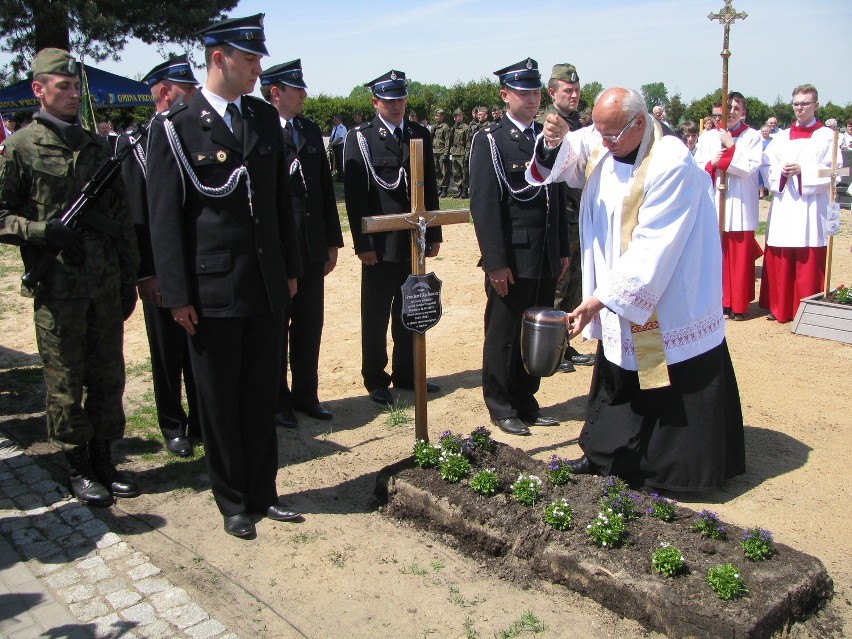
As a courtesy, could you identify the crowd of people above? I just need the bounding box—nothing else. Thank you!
[0,12,842,537]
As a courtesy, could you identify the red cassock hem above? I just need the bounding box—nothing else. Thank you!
[721,231,762,313]
[759,246,826,322]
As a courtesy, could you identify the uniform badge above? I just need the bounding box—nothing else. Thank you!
[510,128,519,139]
[68,57,77,74]
[307,145,316,153]
[216,150,228,162]
[201,112,214,126]
[378,127,388,138]
[526,59,533,69]
[390,71,397,80]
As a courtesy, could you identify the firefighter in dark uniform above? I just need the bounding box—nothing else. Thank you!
[469,58,569,436]
[144,14,304,539]
[259,59,344,427]
[343,69,442,406]
[119,55,201,459]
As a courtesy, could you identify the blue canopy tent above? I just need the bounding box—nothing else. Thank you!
[0,65,153,114]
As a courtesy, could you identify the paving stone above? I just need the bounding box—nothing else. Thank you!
[43,567,81,589]
[80,563,112,582]
[13,492,45,510]
[125,551,149,567]
[77,556,106,570]
[162,603,208,630]
[105,588,143,610]
[127,563,160,580]
[133,577,170,595]
[185,618,227,639]
[89,612,136,639]
[79,518,110,539]
[5,454,28,467]
[18,540,61,561]
[57,582,98,604]
[57,504,95,527]
[95,532,122,548]
[99,541,131,561]
[119,601,157,625]
[20,468,51,484]
[96,577,128,595]
[68,596,110,622]
[27,554,67,576]
[150,586,190,612]
[56,531,89,551]
[134,619,176,639]
[9,526,45,546]
[0,515,29,532]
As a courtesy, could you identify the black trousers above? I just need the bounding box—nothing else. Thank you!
[482,275,557,420]
[187,313,283,517]
[581,339,745,492]
[360,260,414,391]
[142,300,199,440]
[279,261,325,410]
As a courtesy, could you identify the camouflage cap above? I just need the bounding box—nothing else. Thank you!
[453,108,463,116]
[32,48,77,77]
[434,108,444,115]
[550,63,579,84]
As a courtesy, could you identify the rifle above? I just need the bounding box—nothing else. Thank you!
[22,122,149,289]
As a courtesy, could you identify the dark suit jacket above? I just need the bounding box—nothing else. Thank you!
[285,115,344,265]
[342,116,441,262]
[145,92,301,317]
[117,122,156,278]
[469,120,568,279]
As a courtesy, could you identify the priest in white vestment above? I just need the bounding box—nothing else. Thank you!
[759,84,836,323]
[527,88,745,492]
[693,91,764,320]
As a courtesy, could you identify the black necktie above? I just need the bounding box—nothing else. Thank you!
[227,102,244,146]
[394,127,402,146]
[524,126,535,142]
[284,120,293,136]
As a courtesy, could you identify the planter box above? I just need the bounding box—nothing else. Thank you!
[377,446,833,639]
[792,292,852,344]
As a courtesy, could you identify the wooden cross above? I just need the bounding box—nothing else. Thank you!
[708,0,748,237]
[818,129,851,297]
[362,138,469,442]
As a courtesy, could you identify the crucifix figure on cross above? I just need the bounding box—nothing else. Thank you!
[362,139,469,441]
[708,0,748,237]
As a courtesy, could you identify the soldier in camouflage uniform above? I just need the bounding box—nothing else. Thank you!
[432,109,452,197]
[449,108,470,198]
[0,48,140,506]
[540,63,594,371]
[467,106,489,141]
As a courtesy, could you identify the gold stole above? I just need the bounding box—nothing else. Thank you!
[588,119,670,389]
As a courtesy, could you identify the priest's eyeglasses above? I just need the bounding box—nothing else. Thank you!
[597,114,637,143]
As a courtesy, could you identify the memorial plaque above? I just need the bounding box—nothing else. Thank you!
[401,273,442,334]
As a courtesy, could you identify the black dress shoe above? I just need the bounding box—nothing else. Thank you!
[224,514,256,539]
[731,313,745,321]
[521,414,560,427]
[394,381,441,393]
[569,353,594,366]
[369,387,397,406]
[766,313,776,321]
[492,417,531,436]
[266,503,303,522]
[566,456,597,475]
[558,360,576,373]
[165,436,192,458]
[275,409,299,428]
[297,404,333,420]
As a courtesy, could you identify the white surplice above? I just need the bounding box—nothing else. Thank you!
[762,127,835,248]
[693,126,763,231]
[527,128,724,370]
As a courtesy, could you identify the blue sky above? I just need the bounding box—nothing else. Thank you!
[5,0,851,106]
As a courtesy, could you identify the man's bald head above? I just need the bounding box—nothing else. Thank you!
[592,88,647,155]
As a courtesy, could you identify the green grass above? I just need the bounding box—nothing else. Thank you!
[384,398,413,427]
[495,611,546,638]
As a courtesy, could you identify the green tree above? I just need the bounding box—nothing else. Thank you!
[1,0,238,78]
[685,89,723,125]
[641,82,668,109]
[666,94,686,127]
[743,96,770,129]
[438,78,501,121]
[580,81,603,112]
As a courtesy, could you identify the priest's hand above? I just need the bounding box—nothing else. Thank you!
[567,296,605,339]
[781,162,801,177]
[487,267,514,297]
[543,113,568,148]
[358,250,378,266]
[172,305,198,336]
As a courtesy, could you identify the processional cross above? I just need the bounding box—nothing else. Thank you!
[362,139,469,442]
[708,0,748,237]
[817,131,850,297]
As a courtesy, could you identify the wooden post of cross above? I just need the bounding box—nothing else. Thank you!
[361,138,469,442]
[818,129,851,297]
[708,0,748,239]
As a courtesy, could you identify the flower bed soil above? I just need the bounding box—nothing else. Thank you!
[376,443,833,639]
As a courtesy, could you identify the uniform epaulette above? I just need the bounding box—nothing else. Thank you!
[353,121,372,132]
[155,102,188,120]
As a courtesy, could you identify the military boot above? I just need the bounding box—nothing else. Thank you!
[438,187,447,198]
[89,438,140,498]
[64,446,113,507]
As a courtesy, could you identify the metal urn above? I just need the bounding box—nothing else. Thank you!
[521,307,570,377]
